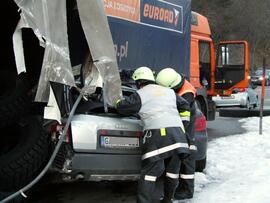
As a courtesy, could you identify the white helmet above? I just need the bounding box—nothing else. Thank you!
[156,68,183,88]
[132,66,155,82]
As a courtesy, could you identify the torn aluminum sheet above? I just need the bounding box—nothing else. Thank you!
[13,19,28,74]
[13,0,122,106]
[80,54,102,95]
[77,0,122,106]
[44,85,62,124]
[14,0,75,102]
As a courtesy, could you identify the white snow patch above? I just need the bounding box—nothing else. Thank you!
[175,116,270,203]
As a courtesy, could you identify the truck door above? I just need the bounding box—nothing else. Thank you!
[214,41,249,96]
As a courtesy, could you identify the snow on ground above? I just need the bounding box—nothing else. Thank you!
[176,116,270,203]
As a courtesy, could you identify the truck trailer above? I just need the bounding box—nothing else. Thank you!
[102,0,250,120]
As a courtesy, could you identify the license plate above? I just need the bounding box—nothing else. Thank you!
[221,95,235,99]
[100,136,139,149]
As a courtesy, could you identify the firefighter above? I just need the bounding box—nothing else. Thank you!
[156,67,197,200]
[114,66,190,203]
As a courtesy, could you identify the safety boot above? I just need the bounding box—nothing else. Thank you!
[174,191,193,200]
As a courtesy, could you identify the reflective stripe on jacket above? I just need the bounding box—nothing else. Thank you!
[141,127,190,162]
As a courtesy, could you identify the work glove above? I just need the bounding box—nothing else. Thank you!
[113,99,122,108]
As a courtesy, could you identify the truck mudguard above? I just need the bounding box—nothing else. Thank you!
[104,0,191,77]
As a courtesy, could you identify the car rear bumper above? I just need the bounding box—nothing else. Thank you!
[67,140,208,181]
[69,153,141,181]
[213,92,248,107]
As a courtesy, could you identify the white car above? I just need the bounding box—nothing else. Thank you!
[212,87,259,109]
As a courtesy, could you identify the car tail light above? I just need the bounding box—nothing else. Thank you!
[136,131,143,137]
[238,88,246,92]
[195,115,206,132]
[50,123,71,143]
[100,130,108,135]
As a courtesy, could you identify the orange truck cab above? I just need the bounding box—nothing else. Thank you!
[189,12,249,119]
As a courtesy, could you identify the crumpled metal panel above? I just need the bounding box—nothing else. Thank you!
[80,54,102,96]
[77,0,122,106]
[13,0,122,105]
[13,19,28,74]
[14,0,75,102]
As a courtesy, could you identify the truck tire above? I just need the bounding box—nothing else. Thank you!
[0,116,49,192]
[0,70,31,128]
[195,157,206,172]
[195,99,207,118]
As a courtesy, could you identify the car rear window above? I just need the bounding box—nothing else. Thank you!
[255,69,270,75]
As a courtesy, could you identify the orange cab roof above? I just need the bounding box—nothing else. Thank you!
[191,11,211,36]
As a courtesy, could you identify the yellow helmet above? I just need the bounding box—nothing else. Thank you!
[132,66,155,82]
[156,68,182,88]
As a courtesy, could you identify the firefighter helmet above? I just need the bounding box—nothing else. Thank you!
[132,66,155,82]
[156,68,183,88]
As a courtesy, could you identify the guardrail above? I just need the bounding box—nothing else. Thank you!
[219,108,270,117]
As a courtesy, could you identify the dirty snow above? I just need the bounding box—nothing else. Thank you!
[176,116,270,203]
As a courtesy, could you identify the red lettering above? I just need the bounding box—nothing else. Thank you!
[159,8,164,21]
[164,10,169,22]
[144,4,149,17]
[143,3,177,26]
[154,7,159,20]
[148,5,154,18]
[168,11,174,23]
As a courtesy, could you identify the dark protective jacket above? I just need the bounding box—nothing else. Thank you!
[177,79,197,149]
[116,84,190,162]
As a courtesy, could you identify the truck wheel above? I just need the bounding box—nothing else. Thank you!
[0,70,31,128]
[195,157,206,172]
[0,116,49,192]
[195,99,207,118]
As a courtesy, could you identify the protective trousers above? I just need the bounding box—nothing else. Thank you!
[175,151,196,198]
[175,100,196,199]
[137,154,181,203]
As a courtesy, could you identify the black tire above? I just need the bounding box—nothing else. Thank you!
[195,99,207,119]
[196,157,206,172]
[0,70,31,128]
[0,116,49,192]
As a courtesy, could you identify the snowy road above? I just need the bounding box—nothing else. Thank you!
[189,116,270,203]
[255,86,270,108]
[24,115,270,203]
